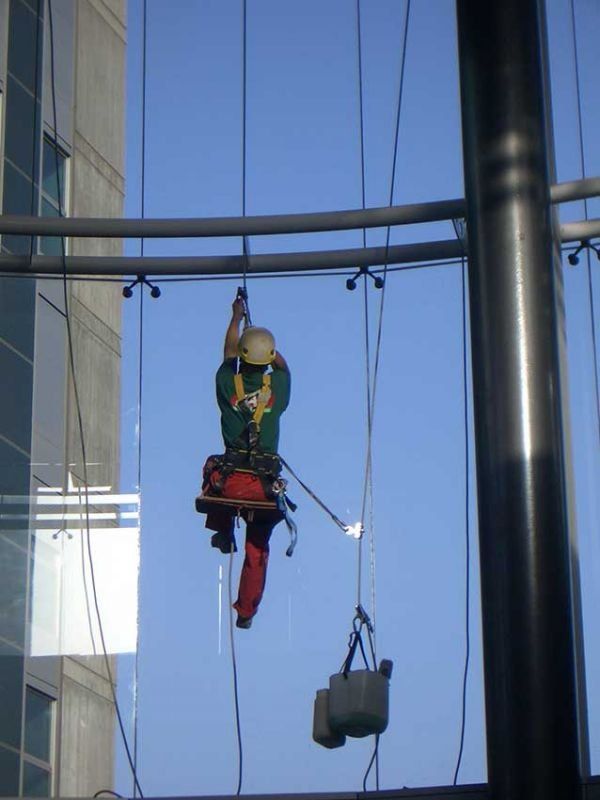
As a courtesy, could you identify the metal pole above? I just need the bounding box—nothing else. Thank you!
[456,1,581,799]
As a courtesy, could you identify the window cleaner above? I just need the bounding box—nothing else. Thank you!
[196,290,295,630]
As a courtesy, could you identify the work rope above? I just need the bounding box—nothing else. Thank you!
[47,2,144,796]
[452,247,471,786]
[279,457,350,533]
[228,542,244,795]
[241,0,250,295]
[355,0,379,787]
[570,0,600,446]
[28,0,42,264]
[352,3,411,788]
[132,2,148,793]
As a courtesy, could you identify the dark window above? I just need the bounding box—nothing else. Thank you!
[7,1,43,95]
[0,744,20,795]
[24,687,52,762]
[22,760,50,797]
[4,76,40,179]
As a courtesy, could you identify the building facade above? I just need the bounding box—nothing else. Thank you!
[0,0,126,795]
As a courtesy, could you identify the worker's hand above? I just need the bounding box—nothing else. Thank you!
[232,297,246,321]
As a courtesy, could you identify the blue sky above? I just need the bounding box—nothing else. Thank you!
[115,0,600,795]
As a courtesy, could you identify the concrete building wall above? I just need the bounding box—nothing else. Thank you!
[57,0,126,796]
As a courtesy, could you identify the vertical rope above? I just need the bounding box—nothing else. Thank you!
[356,0,369,611]
[28,0,42,262]
[241,0,249,293]
[356,2,412,790]
[48,2,143,794]
[569,0,600,445]
[132,3,148,793]
[228,546,243,795]
[453,255,471,785]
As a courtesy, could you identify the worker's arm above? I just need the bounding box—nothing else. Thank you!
[224,298,245,359]
[272,351,290,373]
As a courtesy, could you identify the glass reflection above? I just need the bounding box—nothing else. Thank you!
[0,474,141,657]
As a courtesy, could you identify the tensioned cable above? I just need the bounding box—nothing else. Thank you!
[452,242,471,786]
[241,0,250,296]
[228,543,243,795]
[28,0,42,263]
[355,1,412,788]
[47,2,144,795]
[355,0,379,789]
[357,0,412,608]
[132,2,148,794]
[570,0,600,445]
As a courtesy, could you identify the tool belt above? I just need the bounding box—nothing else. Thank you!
[202,449,281,497]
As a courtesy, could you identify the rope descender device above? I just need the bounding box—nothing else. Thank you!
[236,285,252,327]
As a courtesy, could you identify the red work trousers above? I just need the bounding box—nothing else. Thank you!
[204,469,277,620]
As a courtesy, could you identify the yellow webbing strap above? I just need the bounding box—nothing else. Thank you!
[233,373,271,427]
[233,373,245,404]
[254,373,271,427]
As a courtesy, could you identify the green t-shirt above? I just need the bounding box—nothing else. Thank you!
[216,358,291,454]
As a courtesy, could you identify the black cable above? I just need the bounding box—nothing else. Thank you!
[47,2,144,796]
[29,0,42,263]
[241,0,249,295]
[356,4,412,788]
[362,735,380,792]
[570,0,600,446]
[452,253,470,786]
[132,2,148,793]
[228,545,243,795]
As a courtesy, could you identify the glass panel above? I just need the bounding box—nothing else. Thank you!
[0,278,36,358]
[0,744,20,796]
[0,342,34,453]
[24,687,52,762]
[0,653,24,749]
[22,761,50,797]
[7,0,43,95]
[42,138,66,210]
[4,77,40,180]
[2,160,37,255]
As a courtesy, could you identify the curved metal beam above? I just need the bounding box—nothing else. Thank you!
[0,239,464,276]
[0,219,595,278]
[0,177,597,239]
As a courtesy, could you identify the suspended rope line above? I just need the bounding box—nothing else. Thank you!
[241,0,250,295]
[355,0,380,789]
[132,4,148,794]
[570,0,600,445]
[357,0,412,612]
[28,0,42,264]
[228,544,244,796]
[280,456,350,533]
[48,3,144,795]
[452,249,471,786]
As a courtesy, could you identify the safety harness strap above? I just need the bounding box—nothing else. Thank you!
[233,373,272,427]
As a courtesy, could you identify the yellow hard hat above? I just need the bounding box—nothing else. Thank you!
[238,326,276,365]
